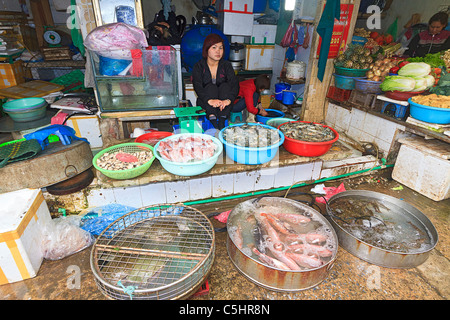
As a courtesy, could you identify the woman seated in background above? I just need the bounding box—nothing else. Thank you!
[232,74,271,117]
[405,11,450,57]
[192,34,239,129]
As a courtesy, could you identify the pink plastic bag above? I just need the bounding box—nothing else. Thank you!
[315,183,346,203]
[84,22,149,60]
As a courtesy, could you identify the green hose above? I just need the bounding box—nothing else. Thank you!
[183,164,393,206]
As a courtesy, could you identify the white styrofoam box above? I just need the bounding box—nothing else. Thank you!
[230,35,249,43]
[218,11,254,36]
[251,24,277,45]
[0,189,52,285]
[244,45,274,70]
[216,0,254,13]
[392,143,450,201]
[65,114,103,148]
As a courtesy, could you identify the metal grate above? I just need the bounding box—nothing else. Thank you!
[90,204,215,300]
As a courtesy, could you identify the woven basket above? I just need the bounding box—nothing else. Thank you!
[93,143,155,180]
[0,139,42,168]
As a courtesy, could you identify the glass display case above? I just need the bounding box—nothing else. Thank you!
[89,46,179,112]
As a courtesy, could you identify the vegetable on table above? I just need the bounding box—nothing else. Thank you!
[380,76,416,92]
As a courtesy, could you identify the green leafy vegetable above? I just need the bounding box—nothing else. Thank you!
[380,76,416,92]
[407,52,445,68]
[398,62,431,77]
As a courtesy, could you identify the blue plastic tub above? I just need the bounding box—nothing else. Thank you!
[253,0,267,13]
[218,123,285,165]
[282,90,296,105]
[275,83,291,100]
[408,98,450,124]
[154,133,223,176]
[256,109,285,124]
[334,74,365,90]
[354,78,382,94]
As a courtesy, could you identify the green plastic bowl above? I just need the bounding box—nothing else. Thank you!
[93,143,155,180]
[334,66,369,77]
[4,105,47,122]
[2,97,47,111]
[266,117,297,128]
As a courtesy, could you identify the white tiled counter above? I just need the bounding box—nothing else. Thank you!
[325,102,411,158]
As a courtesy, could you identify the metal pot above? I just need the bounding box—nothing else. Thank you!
[326,190,438,268]
[229,42,245,61]
[226,196,338,292]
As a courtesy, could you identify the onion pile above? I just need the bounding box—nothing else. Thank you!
[366,58,400,82]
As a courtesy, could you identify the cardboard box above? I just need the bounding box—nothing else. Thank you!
[0,60,24,89]
[244,44,274,70]
[392,138,450,201]
[251,24,277,45]
[0,189,52,285]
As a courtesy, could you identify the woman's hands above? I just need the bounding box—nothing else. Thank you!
[208,99,232,111]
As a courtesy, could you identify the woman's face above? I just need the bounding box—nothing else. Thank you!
[428,21,445,35]
[208,42,224,61]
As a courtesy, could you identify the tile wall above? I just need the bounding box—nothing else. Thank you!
[325,102,407,158]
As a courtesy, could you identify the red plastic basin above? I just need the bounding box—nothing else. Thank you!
[134,131,173,146]
[384,90,425,101]
[278,121,339,157]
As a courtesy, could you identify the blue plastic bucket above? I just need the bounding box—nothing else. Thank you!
[255,109,285,124]
[218,123,285,165]
[333,74,365,90]
[282,90,296,105]
[275,83,291,101]
[253,0,267,13]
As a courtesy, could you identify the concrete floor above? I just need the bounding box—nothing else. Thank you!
[0,169,449,301]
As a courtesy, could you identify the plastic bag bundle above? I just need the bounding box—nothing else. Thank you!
[41,215,94,260]
[84,22,149,60]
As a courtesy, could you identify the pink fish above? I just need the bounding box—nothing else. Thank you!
[259,216,301,271]
[285,252,323,269]
[251,246,290,271]
[286,233,328,245]
[261,212,295,235]
[287,243,333,258]
[270,212,311,225]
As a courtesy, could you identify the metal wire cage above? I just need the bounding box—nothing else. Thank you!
[90,204,215,300]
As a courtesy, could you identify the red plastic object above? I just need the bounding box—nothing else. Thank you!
[134,131,173,146]
[278,121,339,157]
[384,90,425,101]
[326,86,352,102]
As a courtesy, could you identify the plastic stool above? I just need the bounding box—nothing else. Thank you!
[230,111,243,123]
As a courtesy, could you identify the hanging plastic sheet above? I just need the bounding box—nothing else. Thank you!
[316,0,341,82]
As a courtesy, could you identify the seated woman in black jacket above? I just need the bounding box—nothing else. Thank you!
[192,33,239,129]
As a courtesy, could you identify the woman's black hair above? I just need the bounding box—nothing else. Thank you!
[429,11,448,26]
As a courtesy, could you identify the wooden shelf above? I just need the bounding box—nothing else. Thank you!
[278,76,305,85]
